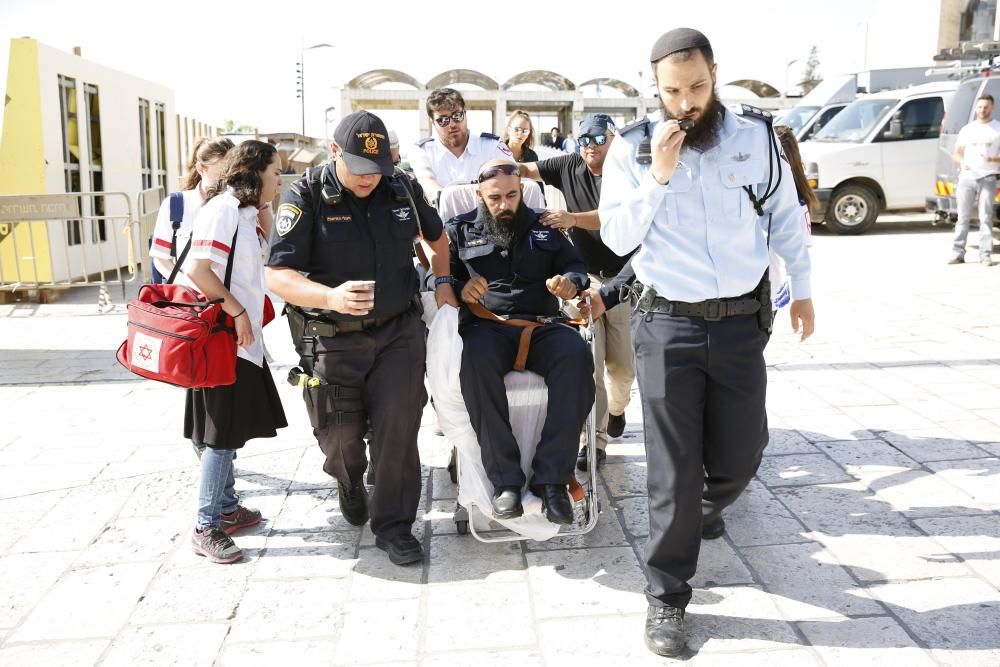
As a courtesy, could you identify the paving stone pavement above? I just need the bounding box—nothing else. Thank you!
[0,216,998,665]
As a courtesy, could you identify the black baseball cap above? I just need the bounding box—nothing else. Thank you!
[650,28,712,63]
[578,113,614,136]
[334,110,394,177]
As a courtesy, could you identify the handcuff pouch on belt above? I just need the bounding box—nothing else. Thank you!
[627,274,771,332]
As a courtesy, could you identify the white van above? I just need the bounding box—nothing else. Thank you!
[800,80,957,234]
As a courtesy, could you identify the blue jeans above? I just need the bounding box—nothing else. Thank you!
[197,448,238,529]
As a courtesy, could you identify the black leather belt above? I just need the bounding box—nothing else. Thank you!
[304,311,404,337]
[640,296,760,321]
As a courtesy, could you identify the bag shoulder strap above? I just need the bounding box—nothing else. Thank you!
[165,220,240,288]
[168,192,184,259]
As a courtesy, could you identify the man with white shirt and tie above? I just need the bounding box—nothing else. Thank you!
[599,28,815,657]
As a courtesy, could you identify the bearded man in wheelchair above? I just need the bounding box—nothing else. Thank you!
[440,159,596,524]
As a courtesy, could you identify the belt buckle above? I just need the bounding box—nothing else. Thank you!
[704,299,723,321]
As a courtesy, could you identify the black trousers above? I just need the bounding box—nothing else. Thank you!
[633,312,768,609]
[308,310,427,539]
[459,319,595,489]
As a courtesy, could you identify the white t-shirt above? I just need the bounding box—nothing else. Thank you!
[957,119,1000,179]
[177,188,269,367]
[409,132,513,193]
[149,187,207,272]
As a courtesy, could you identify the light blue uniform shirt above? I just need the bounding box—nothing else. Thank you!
[600,107,812,302]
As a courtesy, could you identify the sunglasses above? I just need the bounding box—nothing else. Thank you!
[434,110,466,127]
[578,134,608,147]
[477,164,520,183]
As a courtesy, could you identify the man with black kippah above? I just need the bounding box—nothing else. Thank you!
[599,28,816,656]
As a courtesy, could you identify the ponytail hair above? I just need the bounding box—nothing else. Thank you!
[180,137,235,191]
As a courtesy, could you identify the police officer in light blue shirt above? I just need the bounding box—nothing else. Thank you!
[599,28,815,658]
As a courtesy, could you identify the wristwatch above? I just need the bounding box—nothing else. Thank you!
[434,275,457,288]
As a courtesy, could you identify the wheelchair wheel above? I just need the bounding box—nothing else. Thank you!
[455,519,469,535]
[447,447,458,484]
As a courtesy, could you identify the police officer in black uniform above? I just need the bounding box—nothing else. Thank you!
[266,111,458,566]
[444,159,595,524]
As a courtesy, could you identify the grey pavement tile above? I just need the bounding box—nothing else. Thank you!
[879,429,986,462]
[685,586,805,653]
[348,550,424,601]
[774,482,923,534]
[525,547,646,619]
[687,650,823,666]
[941,418,1000,443]
[865,469,990,517]
[895,396,980,423]
[424,499,465,536]
[601,461,648,497]
[0,552,77,627]
[74,514,186,567]
[975,407,1000,426]
[254,530,358,579]
[741,543,882,619]
[427,534,525,584]
[912,515,1000,589]
[806,384,897,408]
[430,467,458,500]
[270,488,368,533]
[102,623,230,667]
[809,532,972,583]
[924,457,1000,511]
[117,470,197,517]
[814,439,920,475]
[756,454,853,488]
[690,537,756,588]
[423,583,536,653]
[773,414,873,443]
[420,650,544,667]
[9,562,159,642]
[217,640,337,667]
[233,447,304,476]
[0,639,109,667]
[764,429,821,456]
[227,578,346,642]
[333,599,420,665]
[537,613,677,664]
[726,479,809,547]
[130,564,252,623]
[797,617,937,666]
[616,496,648,538]
[867,578,1000,660]
[839,405,939,431]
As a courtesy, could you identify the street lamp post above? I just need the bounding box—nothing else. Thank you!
[296,43,334,136]
[324,106,337,145]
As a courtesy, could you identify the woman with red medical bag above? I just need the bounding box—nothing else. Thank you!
[177,140,288,564]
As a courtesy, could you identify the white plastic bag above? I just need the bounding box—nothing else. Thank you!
[426,305,560,541]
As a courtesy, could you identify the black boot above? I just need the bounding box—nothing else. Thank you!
[532,484,574,525]
[338,479,369,526]
[491,487,523,519]
[644,605,685,657]
[702,516,726,540]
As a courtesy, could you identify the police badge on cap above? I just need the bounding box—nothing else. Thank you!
[334,110,395,177]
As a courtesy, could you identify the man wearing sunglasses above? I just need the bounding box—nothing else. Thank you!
[518,113,635,472]
[443,159,594,525]
[409,88,514,201]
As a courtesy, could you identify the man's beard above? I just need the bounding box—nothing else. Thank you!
[661,90,725,152]
[479,201,526,249]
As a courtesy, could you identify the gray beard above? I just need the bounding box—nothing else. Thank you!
[479,202,523,249]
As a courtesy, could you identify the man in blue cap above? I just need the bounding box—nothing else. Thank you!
[518,113,636,471]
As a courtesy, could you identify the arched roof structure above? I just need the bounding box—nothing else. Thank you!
[426,69,499,90]
[502,70,576,91]
[577,78,640,97]
[724,79,781,98]
[346,69,423,90]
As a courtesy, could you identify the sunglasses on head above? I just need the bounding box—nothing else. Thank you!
[434,110,466,127]
[477,164,520,183]
[578,134,608,146]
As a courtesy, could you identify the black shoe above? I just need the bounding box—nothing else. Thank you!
[532,484,574,525]
[338,480,369,526]
[702,516,726,540]
[644,605,686,657]
[948,256,964,264]
[491,487,523,519]
[375,532,424,566]
[607,412,626,438]
[576,446,607,472]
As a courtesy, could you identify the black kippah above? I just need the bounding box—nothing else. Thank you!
[650,28,711,63]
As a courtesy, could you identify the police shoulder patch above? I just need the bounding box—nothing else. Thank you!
[480,132,501,140]
[416,137,434,147]
[618,117,650,136]
[275,204,303,237]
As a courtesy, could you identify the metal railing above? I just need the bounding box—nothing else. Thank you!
[135,186,164,283]
[0,190,164,301]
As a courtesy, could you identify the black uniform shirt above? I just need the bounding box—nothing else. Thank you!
[536,153,632,276]
[446,206,588,318]
[267,164,443,321]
